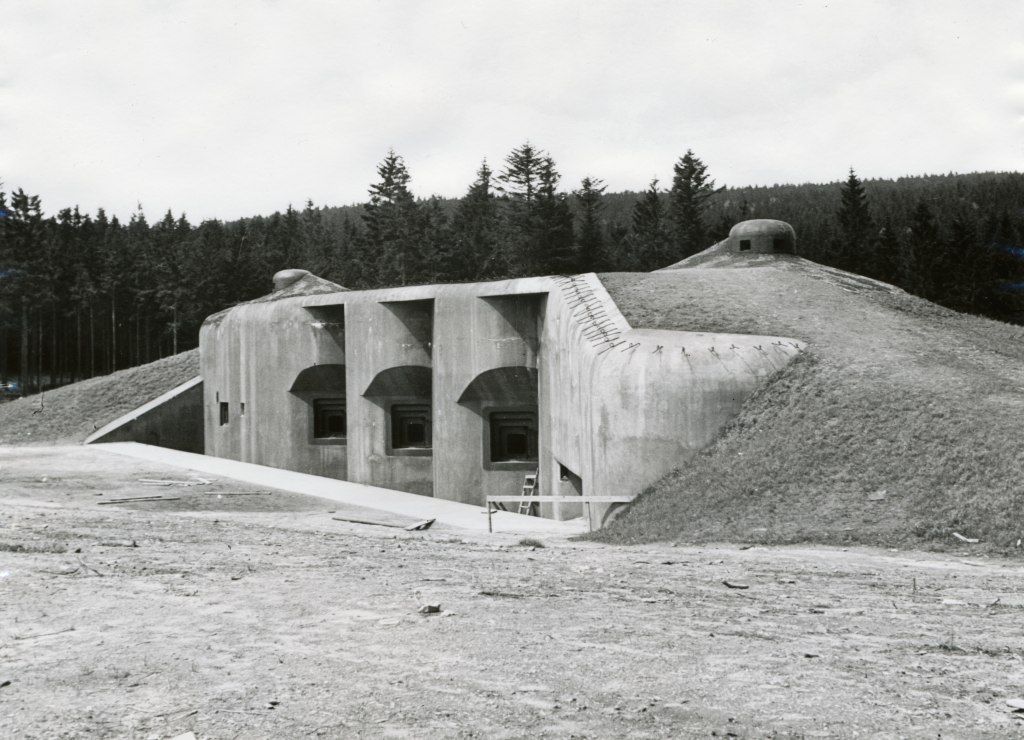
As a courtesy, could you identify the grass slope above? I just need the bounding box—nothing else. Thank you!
[592,258,1024,551]
[0,350,199,446]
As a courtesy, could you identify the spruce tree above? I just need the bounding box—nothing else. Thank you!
[453,161,502,280]
[0,185,10,382]
[836,168,874,270]
[668,150,718,259]
[497,142,544,203]
[328,215,363,288]
[907,201,940,297]
[874,217,900,285]
[498,142,545,275]
[497,143,574,275]
[534,156,576,274]
[945,211,992,312]
[419,196,453,283]
[574,176,606,271]
[301,200,333,276]
[7,189,45,389]
[362,150,421,285]
[627,178,670,269]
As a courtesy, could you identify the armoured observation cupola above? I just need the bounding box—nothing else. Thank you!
[272,268,312,291]
[727,220,796,255]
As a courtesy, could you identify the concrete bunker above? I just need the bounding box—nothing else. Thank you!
[728,219,796,255]
[198,244,805,521]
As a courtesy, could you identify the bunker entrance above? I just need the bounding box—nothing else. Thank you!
[553,462,584,521]
[559,463,583,496]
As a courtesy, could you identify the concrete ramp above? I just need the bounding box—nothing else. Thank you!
[85,376,203,452]
[94,442,587,535]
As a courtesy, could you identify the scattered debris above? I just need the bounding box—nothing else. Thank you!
[722,581,750,590]
[205,491,272,497]
[98,496,182,505]
[75,557,105,577]
[139,478,211,487]
[13,626,75,641]
[230,564,255,581]
[418,604,442,615]
[953,532,980,544]
[332,515,435,531]
[479,590,525,599]
[0,542,66,554]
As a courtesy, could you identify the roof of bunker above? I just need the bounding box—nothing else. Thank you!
[203,273,347,328]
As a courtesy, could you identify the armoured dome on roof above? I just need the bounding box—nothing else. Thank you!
[727,219,796,255]
[273,268,312,291]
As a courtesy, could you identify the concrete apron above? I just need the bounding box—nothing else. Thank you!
[93,442,588,536]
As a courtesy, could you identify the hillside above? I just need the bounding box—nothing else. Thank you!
[592,253,1024,551]
[0,350,199,446]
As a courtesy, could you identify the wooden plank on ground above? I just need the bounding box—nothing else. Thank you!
[485,495,634,503]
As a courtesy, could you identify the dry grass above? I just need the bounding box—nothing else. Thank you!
[591,260,1024,552]
[0,350,199,446]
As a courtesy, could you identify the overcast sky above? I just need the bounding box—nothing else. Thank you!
[2,1,1023,222]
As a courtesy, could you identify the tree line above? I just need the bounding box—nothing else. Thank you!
[2,143,1023,394]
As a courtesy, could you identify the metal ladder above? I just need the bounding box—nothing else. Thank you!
[518,471,539,516]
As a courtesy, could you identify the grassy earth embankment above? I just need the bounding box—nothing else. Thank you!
[0,350,199,446]
[593,256,1024,552]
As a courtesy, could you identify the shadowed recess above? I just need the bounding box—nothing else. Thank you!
[289,364,346,394]
[362,365,432,400]
[457,366,538,406]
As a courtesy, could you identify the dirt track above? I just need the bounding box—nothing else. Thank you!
[3,447,1024,738]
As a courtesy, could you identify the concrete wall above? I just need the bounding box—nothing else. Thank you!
[433,292,543,504]
[201,299,348,479]
[200,273,803,523]
[346,299,434,496]
[86,377,204,453]
[539,274,800,526]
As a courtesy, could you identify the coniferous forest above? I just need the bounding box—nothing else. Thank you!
[2,143,1024,395]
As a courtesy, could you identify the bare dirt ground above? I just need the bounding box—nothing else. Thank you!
[3,447,1024,738]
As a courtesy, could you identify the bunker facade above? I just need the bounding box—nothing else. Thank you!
[200,221,804,524]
